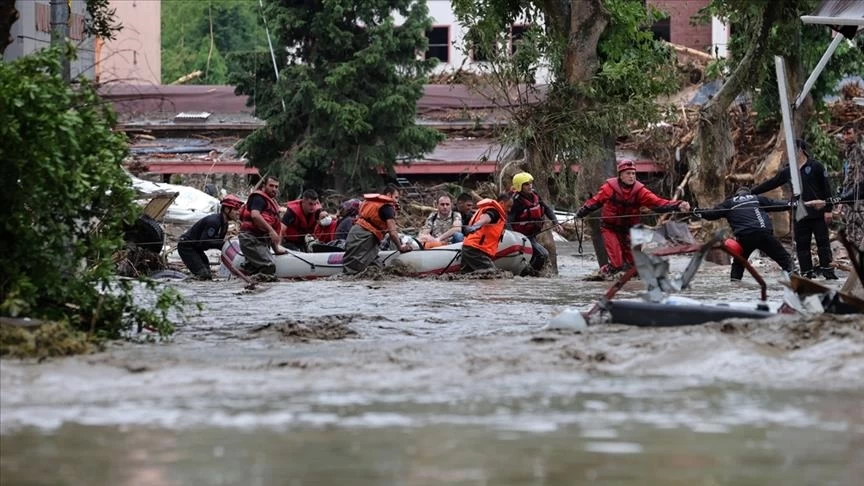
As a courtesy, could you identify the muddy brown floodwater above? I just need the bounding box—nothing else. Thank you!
[2,242,863,485]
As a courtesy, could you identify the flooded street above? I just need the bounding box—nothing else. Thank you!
[2,242,863,485]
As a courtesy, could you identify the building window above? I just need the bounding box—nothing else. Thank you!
[510,24,528,55]
[35,3,50,33]
[425,26,450,62]
[650,17,671,42]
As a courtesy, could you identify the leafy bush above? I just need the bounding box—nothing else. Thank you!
[0,47,177,351]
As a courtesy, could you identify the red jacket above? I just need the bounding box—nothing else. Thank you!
[239,190,282,237]
[581,178,679,229]
[281,199,318,246]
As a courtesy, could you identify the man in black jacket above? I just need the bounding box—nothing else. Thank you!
[178,195,243,279]
[751,139,837,279]
[695,187,796,281]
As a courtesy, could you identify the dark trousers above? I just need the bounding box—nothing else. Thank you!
[730,231,794,280]
[461,246,495,273]
[178,244,211,277]
[794,217,832,272]
[527,236,548,271]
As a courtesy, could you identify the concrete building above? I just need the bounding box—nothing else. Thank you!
[3,0,161,84]
[96,0,161,85]
[2,0,96,78]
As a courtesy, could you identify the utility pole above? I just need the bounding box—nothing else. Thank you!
[50,0,70,81]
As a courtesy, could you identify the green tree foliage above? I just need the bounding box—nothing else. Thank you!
[161,0,265,84]
[452,0,678,201]
[0,47,178,352]
[700,0,864,171]
[231,0,444,194]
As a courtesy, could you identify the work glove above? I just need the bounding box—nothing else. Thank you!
[575,207,589,219]
[464,224,481,235]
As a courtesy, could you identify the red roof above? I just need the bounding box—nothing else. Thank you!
[132,159,259,175]
[396,138,663,175]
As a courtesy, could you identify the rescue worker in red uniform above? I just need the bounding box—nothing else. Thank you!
[342,184,411,275]
[281,189,322,250]
[576,160,691,275]
[461,193,514,273]
[508,172,562,274]
[238,176,286,281]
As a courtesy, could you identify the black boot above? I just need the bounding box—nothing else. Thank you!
[820,267,838,280]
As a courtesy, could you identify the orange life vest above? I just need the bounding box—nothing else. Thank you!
[464,199,506,257]
[511,191,544,236]
[356,193,396,240]
[281,199,318,246]
[239,190,282,236]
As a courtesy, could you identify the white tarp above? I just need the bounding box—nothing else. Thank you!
[801,0,864,34]
[129,174,220,225]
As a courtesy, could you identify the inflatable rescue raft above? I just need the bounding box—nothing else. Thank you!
[219,230,533,279]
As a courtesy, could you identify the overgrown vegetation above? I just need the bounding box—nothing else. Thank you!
[0,47,180,357]
[230,0,444,195]
[161,0,266,84]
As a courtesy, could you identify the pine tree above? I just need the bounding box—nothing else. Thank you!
[231,0,443,193]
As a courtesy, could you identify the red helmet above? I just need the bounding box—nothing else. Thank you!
[220,194,244,210]
[617,160,636,174]
[723,238,743,258]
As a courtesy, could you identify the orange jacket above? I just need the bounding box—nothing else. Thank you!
[464,199,506,257]
[355,193,397,240]
[239,190,282,237]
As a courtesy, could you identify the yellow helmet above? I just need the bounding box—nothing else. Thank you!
[512,172,534,191]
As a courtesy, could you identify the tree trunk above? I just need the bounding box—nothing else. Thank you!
[0,0,18,55]
[532,0,609,273]
[581,135,617,268]
[688,5,777,209]
[525,136,559,275]
[563,0,609,85]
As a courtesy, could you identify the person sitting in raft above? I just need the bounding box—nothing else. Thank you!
[342,185,412,275]
[178,194,244,280]
[455,192,476,235]
[418,194,463,248]
[333,199,361,242]
[575,160,690,277]
[310,209,336,244]
[508,172,562,274]
[281,189,322,251]
[461,193,514,273]
[693,186,797,282]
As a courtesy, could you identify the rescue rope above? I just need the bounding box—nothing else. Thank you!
[173,203,799,246]
[574,219,584,255]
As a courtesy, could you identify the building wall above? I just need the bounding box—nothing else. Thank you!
[424,0,553,83]
[2,0,96,78]
[97,0,161,84]
[647,0,713,52]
